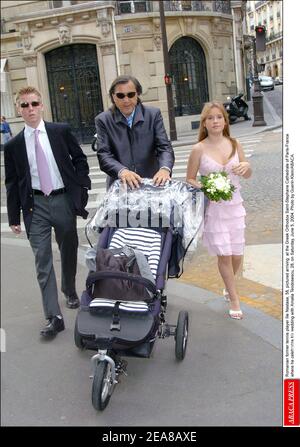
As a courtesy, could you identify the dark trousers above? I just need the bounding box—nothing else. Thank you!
[28,192,78,319]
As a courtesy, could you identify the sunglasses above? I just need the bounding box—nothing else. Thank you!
[114,92,137,99]
[20,101,41,108]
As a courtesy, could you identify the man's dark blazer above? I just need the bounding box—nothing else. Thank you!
[4,121,91,236]
[95,102,175,187]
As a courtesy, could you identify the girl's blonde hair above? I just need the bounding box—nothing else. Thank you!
[198,101,237,159]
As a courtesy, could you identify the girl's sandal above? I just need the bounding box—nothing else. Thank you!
[229,309,243,320]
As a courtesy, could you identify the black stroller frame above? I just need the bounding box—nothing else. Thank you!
[74,180,202,411]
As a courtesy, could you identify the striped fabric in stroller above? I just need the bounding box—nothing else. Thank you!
[108,227,161,279]
[87,228,162,322]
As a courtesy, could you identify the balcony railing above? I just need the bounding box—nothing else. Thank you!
[164,1,231,13]
[116,1,231,15]
[117,1,152,14]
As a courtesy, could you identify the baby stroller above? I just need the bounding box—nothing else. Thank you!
[74,179,204,410]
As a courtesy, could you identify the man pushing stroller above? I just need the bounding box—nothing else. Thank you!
[95,75,175,189]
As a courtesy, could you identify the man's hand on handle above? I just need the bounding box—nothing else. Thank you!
[119,169,142,189]
[119,167,170,188]
[152,168,171,186]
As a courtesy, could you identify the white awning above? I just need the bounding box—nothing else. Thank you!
[0,58,15,116]
[1,58,7,72]
[1,59,9,93]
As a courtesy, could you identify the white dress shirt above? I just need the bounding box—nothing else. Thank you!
[24,120,64,190]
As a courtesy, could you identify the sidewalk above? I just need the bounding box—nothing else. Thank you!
[180,244,282,321]
[1,240,282,426]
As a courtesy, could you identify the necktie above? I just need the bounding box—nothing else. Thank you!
[34,129,53,196]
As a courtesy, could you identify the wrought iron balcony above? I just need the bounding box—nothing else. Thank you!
[116,1,152,14]
[116,1,231,15]
[163,1,231,13]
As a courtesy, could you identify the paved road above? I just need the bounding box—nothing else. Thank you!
[260,84,283,121]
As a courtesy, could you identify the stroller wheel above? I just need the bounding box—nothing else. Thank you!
[92,360,114,411]
[74,316,85,349]
[175,311,189,361]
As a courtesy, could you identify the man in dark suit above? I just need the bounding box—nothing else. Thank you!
[4,86,91,339]
[95,75,175,189]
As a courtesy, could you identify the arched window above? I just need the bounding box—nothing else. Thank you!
[169,37,209,116]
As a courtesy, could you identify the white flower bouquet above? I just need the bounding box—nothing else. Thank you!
[199,171,235,202]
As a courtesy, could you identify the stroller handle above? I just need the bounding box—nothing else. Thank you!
[86,270,157,295]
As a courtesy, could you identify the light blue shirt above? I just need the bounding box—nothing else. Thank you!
[122,109,135,128]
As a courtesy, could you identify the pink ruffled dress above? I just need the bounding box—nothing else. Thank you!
[199,151,246,256]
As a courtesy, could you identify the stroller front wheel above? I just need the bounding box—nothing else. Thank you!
[92,360,114,411]
[175,311,189,361]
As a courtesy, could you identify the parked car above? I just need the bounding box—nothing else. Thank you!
[259,75,275,91]
[274,76,283,85]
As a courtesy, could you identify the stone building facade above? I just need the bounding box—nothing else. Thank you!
[245,0,283,79]
[1,0,247,141]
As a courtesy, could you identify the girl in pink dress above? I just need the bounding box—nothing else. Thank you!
[186,102,252,319]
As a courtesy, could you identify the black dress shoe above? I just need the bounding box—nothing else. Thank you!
[65,292,80,309]
[40,316,65,338]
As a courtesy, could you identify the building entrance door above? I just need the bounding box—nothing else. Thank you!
[45,44,103,143]
[169,37,209,116]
